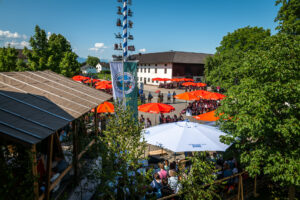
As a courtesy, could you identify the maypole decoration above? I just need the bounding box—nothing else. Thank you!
[122,0,128,61]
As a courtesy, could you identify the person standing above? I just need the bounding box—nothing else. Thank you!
[167,91,171,103]
[172,91,176,103]
[148,92,153,103]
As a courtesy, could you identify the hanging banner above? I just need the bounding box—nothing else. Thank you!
[110,61,138,118]
[124,61,138,118]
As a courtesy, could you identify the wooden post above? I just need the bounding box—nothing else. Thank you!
[31,144,39,200]
[94,106,98,136]
[45,134,54,200]
[240,174,244,200]
[72,120,79,183]
[54,132,64,159]
[238,174,241,200]
[254,176,259,197]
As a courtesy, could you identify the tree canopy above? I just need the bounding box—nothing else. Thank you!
[86,56,100,67]
[275,0,300,35]
[23,25,79,76]
[205,26,271,90]
[218,33,300,195]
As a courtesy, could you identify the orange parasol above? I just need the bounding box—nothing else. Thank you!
[95,84,112,90]
[155,90,161,93]
[138,103,175,114]
[95,80,112,86]
[184,78,194,82]
[182,82,196,87]
[193,110,223,121]
[174,92,200,101]
[190,90,211,98]
[152,78,162,81]
[84,79,101,84]
[92,102,114,113]
[196,83,207,87]
[205,92,226,100]
[170,78,182,82]
[72,75,90,81]
[160,78,170,82]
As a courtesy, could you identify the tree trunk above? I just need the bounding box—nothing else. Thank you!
[288,185,295,200]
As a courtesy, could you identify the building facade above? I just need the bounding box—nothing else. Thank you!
[130,51,213,85]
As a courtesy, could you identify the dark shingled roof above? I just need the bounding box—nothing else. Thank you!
[0,70,111,145]
[130,51,213,64]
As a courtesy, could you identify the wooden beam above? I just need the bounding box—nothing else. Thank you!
[31,144,39,200]
[94,106,98,136]
[72,120,79,182]
[54,131,65,159]
[45,135,53,200]
[49,165,73,191]
[78,139,95,160]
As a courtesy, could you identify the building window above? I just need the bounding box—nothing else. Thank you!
[164,68,167,74]
[164,64,167,66]
[152,80,154,83]
[156,81,158,83]
[148,64,150,66]
[148,68,150,73]
[148,78,150,82]
[155,64,157,66]
[140,77,142,81]
[144,68,146,73]
[155,68,157,73]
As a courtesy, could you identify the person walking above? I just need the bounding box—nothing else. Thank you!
[148,92,153,103]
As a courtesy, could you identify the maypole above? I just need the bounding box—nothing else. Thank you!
[122,0,128,62]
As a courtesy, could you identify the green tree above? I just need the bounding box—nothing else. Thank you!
[86,56,100,67]
[275,0,300,35]
[179,152,220,200]
[59,52,80,77]
[0,46,18,72]
[24,25,80,76]
[205,26,270,89]
[218,34,300,199]
[90,104,150,199]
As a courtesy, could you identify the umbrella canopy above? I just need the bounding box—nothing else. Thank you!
[196,83,207,87]
[190,90,212,98]
[138,103,175,114]
[155,90,161,93]
[205,92,226,100]
[72,75,90,81]
[160,78,170,82]
[184,78,194,82]
[95,84,112,90]
[93,102,114,113]
[143,121,229,152]
[182,82,196,87]
[174,92,200,101]
[193,110,223,121]
[152,78,162,81]
[170,78,182,82]
[95,80,112,86]
[84,79,100,84]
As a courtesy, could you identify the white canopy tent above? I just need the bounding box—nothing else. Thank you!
[143,121,229,153]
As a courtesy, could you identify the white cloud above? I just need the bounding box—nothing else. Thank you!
[5,40,30,48]
[0,29,26,39]
[139,48,146,53]
[89,42,108,51]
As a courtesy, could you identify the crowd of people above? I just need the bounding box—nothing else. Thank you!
[139,113,186,128]
[144,153,241,199]
[182,99,220,116]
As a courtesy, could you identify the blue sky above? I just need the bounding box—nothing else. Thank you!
[0,0,279,60]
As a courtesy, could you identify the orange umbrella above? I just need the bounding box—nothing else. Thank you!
[152,78,162,81]
[95,80,112,86]
[72,75,90,81]
[160,78,170,82]
[193,110,223,121]
[138,103,175,114]
[184,78,194,82]
[84,79,101,84]
[205,92,226,100]
[174,92,200,101]
[190,90,211,98]
[95,84,112,90]
[182,82,196,87]
[196,83,207,87]
[92,102,114,113]
[170,78,182,82]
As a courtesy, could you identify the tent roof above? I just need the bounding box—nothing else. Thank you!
[0,70,112,145]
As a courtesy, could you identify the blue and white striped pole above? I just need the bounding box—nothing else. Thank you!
[122,0,128,61]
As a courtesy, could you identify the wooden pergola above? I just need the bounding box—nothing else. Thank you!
[0,71,112,200]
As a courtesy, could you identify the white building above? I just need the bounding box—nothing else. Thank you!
[96,63,110,73]
[130,51,213,86]
[80,64,98,74]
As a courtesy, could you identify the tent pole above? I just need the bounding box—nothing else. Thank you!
[31,144,39,200]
